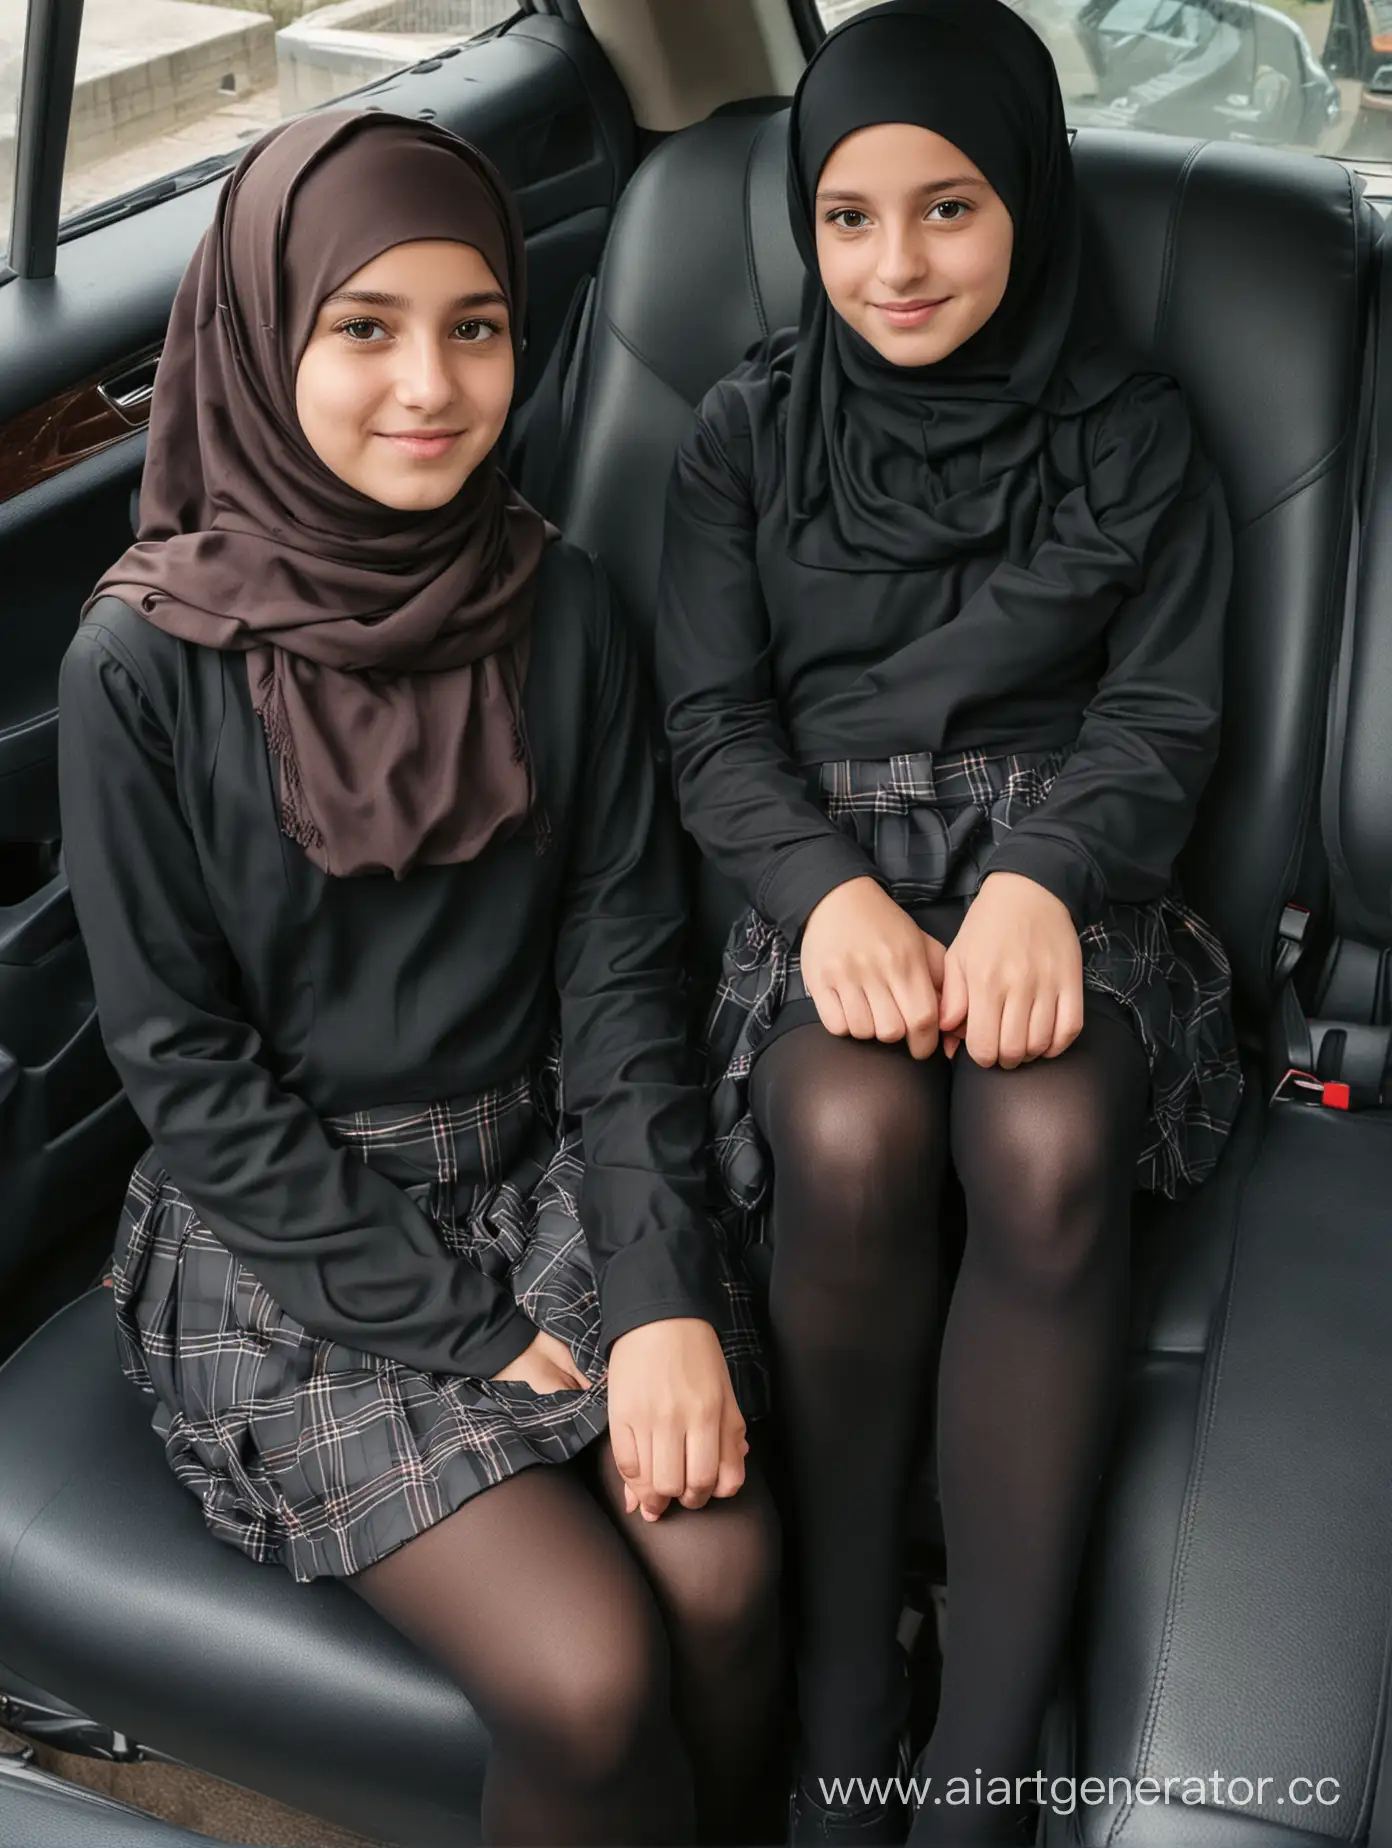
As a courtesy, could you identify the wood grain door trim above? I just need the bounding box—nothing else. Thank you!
[0,345,162,505]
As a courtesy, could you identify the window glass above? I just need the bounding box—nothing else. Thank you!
[814,0,1392,164]
[32,0,518,234]
[1,20,21,262]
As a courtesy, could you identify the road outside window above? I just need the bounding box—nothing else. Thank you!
[0,0,518,253]
[816,0,1392,163]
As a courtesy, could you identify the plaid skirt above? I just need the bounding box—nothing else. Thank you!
[708,746,1243,1215]
[113,1055,768,1584]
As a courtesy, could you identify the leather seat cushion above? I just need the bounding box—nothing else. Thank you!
[0,1290,489,1848]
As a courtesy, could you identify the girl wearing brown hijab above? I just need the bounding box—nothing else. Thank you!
[59,110,779,1847]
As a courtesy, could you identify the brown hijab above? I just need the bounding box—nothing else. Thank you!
[85,110,553,879]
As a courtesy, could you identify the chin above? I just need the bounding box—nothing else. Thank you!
[368,472,469,512]
[854,312,980,371]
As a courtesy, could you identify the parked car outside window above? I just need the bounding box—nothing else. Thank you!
[818,0,1384,159]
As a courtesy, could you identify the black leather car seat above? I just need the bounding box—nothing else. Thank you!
[0,111,1380,1848]
[552,111,1386,1845]
[1070,232,1392,1848]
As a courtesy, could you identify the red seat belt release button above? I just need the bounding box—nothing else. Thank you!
[1321,1081,1351,1111]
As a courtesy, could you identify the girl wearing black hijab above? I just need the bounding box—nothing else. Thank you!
[59,111,781,1847]
[656,2,1240,1842]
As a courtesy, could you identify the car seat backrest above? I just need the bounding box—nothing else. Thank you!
[1326,245,1392,957]
[1283,242,1392,1101]
[553,108,1376,1013]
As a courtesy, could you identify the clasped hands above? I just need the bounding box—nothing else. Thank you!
[492,1316,746,1524]
[488,874,1078,1517]
[800,870,1084,1067]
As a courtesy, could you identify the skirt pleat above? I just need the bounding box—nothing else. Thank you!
[705,746,1243,1223]
[113,1052,768,1583]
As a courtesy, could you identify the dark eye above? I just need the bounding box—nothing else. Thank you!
[929,198,971,223]
[828,208,871,230]
[340,318,385,343]
[456,319,502,343]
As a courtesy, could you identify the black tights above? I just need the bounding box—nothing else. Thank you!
[351,1445,782,1847]
[752,1007,1149,1843]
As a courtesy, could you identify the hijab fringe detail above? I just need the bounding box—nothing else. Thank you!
[253,658,325,864]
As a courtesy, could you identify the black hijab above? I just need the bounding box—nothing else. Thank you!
[783,0,1140,571]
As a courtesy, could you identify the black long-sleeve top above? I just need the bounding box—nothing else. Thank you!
[656,352,1232,941]
[59,541,722,1380]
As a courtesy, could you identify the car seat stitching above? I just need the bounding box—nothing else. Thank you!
[1232,438,1354,535]
[1108,1156,1251,1844]
[742,114,777,340]
[1151,139,1205,359]
[592,308,711,413]
[1,1479,84,1617]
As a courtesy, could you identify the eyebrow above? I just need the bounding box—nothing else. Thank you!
[320,288,509,312]
[816,177,987,202]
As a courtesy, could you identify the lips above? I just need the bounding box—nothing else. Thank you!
[873,299,947,328]
[377,431,463,458]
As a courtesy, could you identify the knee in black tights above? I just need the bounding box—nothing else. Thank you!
[517,1606,672,1790]
[949,1017,1149,1302]
[350,1467,684,1825]
[752,1027,948,1287]
[588,1443,781,1670]
[952,1076,1118,1294]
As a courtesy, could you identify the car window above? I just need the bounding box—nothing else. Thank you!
[5,0,520,242]
[1,28,20,263]
[1094,0,1215,49]
[814,0,1392,163]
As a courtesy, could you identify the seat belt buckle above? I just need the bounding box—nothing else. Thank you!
[1279,900,1311,941]
[1270,1068,1350,1110]
[1272,901,1311,988]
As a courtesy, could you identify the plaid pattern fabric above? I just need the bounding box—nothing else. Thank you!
[707,746,1242,1218]
[113,1052,767,1583]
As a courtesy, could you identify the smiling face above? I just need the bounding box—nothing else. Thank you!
[294,237,515,511]
[813,121,1015,369]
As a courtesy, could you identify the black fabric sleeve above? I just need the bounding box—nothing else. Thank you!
[986,379,1232,925]
[556,560,725,1353]
[655,391,880,942]
[58,623,535,1379]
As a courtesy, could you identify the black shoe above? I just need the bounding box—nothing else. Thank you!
[788,1647,916,1846]
[788,1777,909,1846]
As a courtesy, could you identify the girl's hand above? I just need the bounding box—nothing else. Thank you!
[800,876,947,1060]
[491,1329,592,1394]
[607,1319,747,1522]
[938,871,1084,1069]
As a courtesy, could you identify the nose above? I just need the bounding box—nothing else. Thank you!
[394,329,455,416]
[876,217,927,296]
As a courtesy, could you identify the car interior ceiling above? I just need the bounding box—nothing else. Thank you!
[576,0,806,130]
[3,2,1392,1846]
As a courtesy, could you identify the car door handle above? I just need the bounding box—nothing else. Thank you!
[97,347,162,426]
